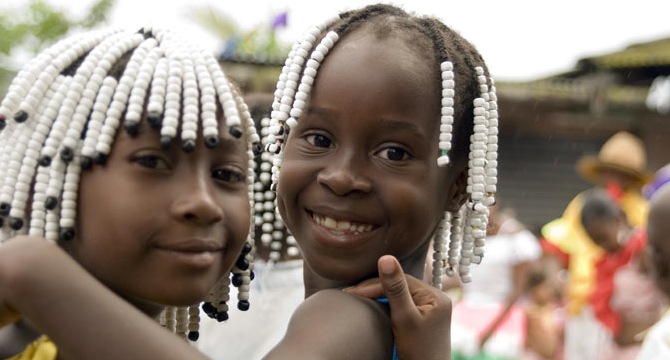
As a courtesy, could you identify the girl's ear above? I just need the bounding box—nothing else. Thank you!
[443,169,468,213]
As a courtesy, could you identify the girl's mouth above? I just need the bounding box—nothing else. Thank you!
[311,212,375,235]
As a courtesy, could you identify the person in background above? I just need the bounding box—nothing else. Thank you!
[578,188,662,359]
[541,131,653,360]
[635,165,670,359]
[523,260,565,360]
[451,203,542,359]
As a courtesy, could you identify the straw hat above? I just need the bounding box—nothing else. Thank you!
[576,131,653,187]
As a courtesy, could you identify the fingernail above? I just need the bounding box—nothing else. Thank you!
[379,258,396,276]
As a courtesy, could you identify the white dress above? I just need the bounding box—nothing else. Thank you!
[451,223,542,359]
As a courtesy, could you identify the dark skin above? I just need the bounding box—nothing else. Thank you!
[0,238,452,359]
[268,26,464,359]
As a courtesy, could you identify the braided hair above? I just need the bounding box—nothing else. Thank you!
[262,3,499,285]
[0,27,258,341]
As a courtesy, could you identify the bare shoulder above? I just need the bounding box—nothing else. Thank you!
[263,289,394,360]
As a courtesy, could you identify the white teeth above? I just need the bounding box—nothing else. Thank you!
[313,213,373,234]
[325,217,337,228]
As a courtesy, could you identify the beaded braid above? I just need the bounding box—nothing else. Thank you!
[264,4,499,285]
[0,27,259,341]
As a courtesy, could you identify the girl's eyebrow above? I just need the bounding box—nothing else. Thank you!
[304,105,335,119]
[378,119,424,137]
[305,106,424,136]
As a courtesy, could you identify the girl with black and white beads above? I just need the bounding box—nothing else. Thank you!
[0,26,259,358]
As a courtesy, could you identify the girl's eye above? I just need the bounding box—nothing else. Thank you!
[377,147,411,161]
[305,134,332,148]
[133,154,170,170]
[212,168,246,184]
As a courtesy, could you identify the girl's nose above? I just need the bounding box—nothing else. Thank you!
[171,173,224,225]
[317,153,372,196]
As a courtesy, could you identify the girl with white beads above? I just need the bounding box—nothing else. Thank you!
[260,3,499,358]
[0,19,455,360]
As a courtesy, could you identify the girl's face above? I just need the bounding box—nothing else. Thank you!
[277,30,463,287]
[66,118,250,312]
[584,217,624,253]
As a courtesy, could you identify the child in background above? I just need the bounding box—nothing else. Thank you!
[450,203,542,359]
[523,261,565,360]
[0,26,259,358]
[579,188,661,360]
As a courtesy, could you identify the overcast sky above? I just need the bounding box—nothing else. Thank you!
[8,0,670,81]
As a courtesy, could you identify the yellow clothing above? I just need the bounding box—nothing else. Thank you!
[542,189,648,315]
[5,336,57,360]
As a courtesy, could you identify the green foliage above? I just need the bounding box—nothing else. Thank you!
[0,0,114,95]
[189,5,290,61]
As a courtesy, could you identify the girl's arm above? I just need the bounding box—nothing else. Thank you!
[263,288,394,360]
[0,236,209,360]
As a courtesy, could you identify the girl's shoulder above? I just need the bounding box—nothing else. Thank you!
[264,289,394,359]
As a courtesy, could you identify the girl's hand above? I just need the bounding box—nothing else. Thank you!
[345,255,452,360]
[0,236,46,328]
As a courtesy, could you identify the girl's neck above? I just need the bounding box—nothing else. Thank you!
[301,254,427,298]
[119,293,165,319]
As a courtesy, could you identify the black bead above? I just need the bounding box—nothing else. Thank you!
[0,119,5,131]
[232,273,243,287]
[44,196,58,210]
[160,136,172,149]
[241,242,252,255]
[80,156,92,169]
[187,331,200,342]
[228,126,242,139]
[124,122,139,136]
[182,139,196,153]
[60,228,75,241]
[39,156,52,167]
[147,112,162,129]
[60,147,74,163]
[0,216,4,228]
[252,142,262,156]
[93,152,108,165]
[235,256,249,271]
[204,135,219,148]
[0,203,10,216]
[13,110,28,123]
[201,302,217,318]
[249,270,255,281]
[216,311,229,322]
[237,300,250,311]
[9,217,23,230]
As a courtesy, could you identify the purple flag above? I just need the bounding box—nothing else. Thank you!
[271,11,288,29]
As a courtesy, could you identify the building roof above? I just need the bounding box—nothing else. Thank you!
[498,35,670,111]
